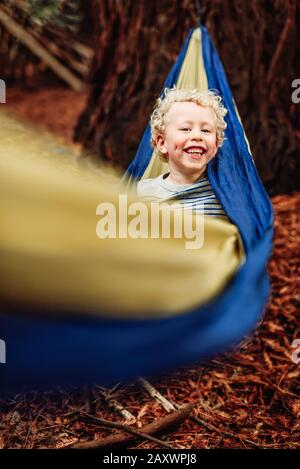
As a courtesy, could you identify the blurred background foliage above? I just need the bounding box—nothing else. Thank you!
[27,0,82,32]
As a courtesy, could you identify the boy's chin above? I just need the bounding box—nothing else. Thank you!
[184,160,206,169]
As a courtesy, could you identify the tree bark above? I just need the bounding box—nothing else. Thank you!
[74,0,300,195]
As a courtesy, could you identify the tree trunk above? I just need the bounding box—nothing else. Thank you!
[74,0,300,195]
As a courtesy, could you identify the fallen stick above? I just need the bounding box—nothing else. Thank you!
[65,402,196,449]
[95,385,136,422]
[77,413,175,449]
[35,34,89,77]
[138,377,176,412]
[138,378,261,447]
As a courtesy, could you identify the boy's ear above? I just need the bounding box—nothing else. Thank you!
[212,136,218,156]
[156,134,168,155]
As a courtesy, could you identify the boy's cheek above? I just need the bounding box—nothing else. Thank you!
[175,146,184,153]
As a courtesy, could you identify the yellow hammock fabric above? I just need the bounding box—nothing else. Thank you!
[0,109,243,319]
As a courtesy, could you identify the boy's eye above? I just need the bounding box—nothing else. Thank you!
[202,129,211,133]
[180,128,191,131]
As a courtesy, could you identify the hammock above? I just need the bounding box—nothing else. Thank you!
[0,26,273,391]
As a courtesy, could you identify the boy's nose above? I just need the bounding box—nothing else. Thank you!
[191,130,203,140]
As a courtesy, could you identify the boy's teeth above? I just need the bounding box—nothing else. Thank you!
[186,148,204,154]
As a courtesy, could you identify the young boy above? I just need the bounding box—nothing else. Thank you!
[137,88,228,218]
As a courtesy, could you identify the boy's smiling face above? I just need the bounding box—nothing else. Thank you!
[156,101,219,183]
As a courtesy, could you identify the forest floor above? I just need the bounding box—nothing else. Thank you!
[5,86,88,145]
[1,87,299,449]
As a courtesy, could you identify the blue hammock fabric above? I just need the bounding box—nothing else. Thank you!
[1,26,273,391]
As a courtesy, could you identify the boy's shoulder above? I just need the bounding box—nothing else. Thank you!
[137,174,165,197]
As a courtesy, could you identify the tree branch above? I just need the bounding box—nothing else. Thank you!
[0,6,85,91]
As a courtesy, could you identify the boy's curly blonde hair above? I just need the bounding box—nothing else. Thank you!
[150,87,228,162]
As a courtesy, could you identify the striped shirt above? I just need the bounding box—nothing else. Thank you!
[137,172,227,219]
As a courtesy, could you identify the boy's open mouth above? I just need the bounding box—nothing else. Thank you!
[183,146,206,158]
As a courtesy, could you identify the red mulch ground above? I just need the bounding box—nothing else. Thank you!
[5,87,88,145]
[0,88,299,449]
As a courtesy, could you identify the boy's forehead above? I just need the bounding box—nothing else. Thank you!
[166,101,215,124]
